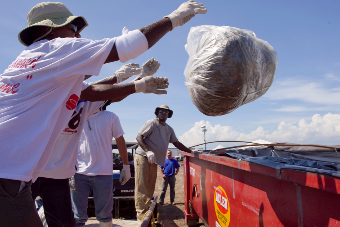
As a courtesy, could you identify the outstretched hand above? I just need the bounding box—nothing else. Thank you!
[141,57,160,77]
[133,58,160,81]
[115,63,142,83]
[134,76,169,95]
[165,0,207,30]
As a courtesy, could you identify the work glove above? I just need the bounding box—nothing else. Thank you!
[165,0,207,30]
[134,76,169,94]
[113,63,142,84]
[146,151,156,164]
[133,58,160,81]
[119,164,131,185]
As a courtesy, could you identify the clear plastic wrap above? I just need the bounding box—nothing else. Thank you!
[184,25,278,116]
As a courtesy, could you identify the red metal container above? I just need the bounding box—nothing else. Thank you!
[180,151,340,227]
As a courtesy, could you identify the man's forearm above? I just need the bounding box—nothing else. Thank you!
[80,83,135,101]
[136,133,150,152]
[140,18,172,49]
[89,75,118,85]
[116,136,129,165]
[173,141,192,153]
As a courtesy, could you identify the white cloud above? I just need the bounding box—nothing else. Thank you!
[179,113,340,148]
[273,106,308,112]
[273,105,340,112]
[323,73,340,82]
[265,78,340,105]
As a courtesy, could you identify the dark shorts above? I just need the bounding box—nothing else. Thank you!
[31,177,75,227]
[0,178,43,227]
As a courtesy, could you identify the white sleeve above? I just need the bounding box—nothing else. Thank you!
[53,37,116,82]
[109,113,124,139]
[115,30,148,63]
[82,81,90,91]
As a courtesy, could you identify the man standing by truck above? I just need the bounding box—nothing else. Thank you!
[159,150,181,205]
[135,105,192,222]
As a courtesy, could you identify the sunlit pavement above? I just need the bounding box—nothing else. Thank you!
[85,218,139,227]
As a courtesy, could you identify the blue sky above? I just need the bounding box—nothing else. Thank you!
[1,0,340,149]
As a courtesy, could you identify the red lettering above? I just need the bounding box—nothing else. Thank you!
[30,55,42,69]
[21,59,26,68]
[8,55,43,69]
[17,60,23,68]
[11,83,20,94]
[1,84,8,91]
[0,83,20,94]
[22,59,28,68]
[1,84,12,93]
[25,58,32,68]
[63,128,77,134]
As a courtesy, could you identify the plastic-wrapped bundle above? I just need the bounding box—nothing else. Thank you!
[184,25,278,116]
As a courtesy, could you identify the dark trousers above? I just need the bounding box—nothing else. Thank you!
[31,177,76,227]
[159,175,176,203]
[0,178,43,227]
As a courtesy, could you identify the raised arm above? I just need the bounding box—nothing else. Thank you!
[80,76,168,101]
[80,83,135,101]
[105,1,207,63]
[81,58,163,102]
[89,63,142,85]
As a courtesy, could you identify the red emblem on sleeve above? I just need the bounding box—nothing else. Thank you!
[66,94,79,110]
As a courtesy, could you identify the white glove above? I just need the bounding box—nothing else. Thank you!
[146,151,156,164]
[114,63,142,83]
[165,0,207,30]
[119,164,131,185]
[134,58,160,81]
[134,76,169,94]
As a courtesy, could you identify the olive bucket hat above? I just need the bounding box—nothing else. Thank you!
[18,2,88,46]
[155,105,173,118]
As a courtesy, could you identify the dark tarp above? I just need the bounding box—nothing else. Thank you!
[209,146,340,178]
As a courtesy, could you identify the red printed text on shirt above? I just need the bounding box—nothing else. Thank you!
[8,55,43,69]
[0,83,20,94]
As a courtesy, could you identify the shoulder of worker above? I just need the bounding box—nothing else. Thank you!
[170,158,179,163]
[148,118,160,126]
[165,123,175,133]
[102,110,118,118]
[33,37,113,53]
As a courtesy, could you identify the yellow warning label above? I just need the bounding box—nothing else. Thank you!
[214,186,230,227]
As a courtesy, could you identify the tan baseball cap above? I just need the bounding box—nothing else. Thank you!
[18,2,88,46]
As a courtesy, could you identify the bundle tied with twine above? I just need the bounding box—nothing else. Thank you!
[184,25,278,116]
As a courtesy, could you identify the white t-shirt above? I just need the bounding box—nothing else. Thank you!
[76,111,124,175]
[39,82,110,179]
[0,37,115,181]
